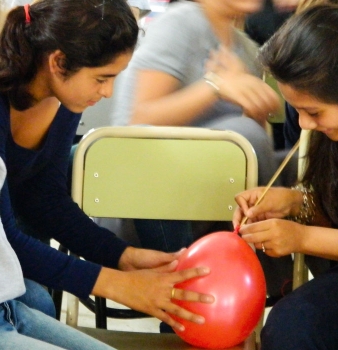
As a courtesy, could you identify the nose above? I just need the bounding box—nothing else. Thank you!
[298,113,317,131]
[99,82,114,99]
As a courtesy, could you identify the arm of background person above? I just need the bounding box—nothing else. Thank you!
[273,0,299,11]
[128,5,279,126]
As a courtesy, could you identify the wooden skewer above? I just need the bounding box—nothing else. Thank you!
[240,138,301,226]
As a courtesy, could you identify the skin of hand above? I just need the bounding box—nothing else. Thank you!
[233,187,338,259]
[239,218,306,257]
[273,0,299,11]
[130,47,280,127]
[205,48,281,126]
[240,218,338,260]
[233,186,303,226]
[92,247,215,331]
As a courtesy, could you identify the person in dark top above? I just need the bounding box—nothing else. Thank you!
[234,5,338,348]
[281,0,338,149]
[245,0,294,47]
[0,0,214,331]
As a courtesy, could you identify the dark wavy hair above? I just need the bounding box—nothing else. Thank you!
[0,0,139,110]
[260,4,338,226]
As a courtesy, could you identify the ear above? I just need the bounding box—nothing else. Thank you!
[48,50,67,75]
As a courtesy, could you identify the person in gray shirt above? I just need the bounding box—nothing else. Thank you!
[107,0,295,304]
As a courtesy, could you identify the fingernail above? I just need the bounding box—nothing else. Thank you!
[177,324,185,332]
[195,316,205,324]
[202,295,215,303]
[200,267,210,274]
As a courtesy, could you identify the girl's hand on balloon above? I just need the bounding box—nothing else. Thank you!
[97,265,214,332]
[239,218,306,257]
[233,187,303,227]
[118,246,186,272]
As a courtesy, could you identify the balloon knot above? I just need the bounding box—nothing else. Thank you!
[233,225,240,235]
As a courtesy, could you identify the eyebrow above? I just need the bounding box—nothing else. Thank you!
[97,74,117,78]
[293,106,319,111]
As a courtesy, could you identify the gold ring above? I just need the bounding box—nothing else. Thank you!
[261,243,266,253]
[171,288,176,299]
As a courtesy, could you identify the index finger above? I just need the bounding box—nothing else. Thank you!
[233,204,245,228]
[172,266,211,284]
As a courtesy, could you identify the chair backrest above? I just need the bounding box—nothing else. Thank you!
[66,126,258,327]
[72,126,258,222]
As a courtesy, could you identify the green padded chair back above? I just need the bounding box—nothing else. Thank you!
[67,126,258,329]
[72,126,258,222]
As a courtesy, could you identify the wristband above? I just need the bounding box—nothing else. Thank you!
[203,71,222,98]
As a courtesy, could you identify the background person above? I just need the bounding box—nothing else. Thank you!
[107,0,295,303]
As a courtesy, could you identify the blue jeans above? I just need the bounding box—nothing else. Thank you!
[0,300,114,350]
[15,279,56,318]
[261,265,338,349]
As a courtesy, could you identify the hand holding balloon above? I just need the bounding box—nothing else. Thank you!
[170,231,266,349]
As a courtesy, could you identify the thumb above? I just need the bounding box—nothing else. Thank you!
[153,259,178,273]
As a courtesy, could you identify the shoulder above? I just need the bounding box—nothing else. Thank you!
[135,1,211,58]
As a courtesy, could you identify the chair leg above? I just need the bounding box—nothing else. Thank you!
[51,289,63,320]
[95,297,107,329]
[293,253,307,290]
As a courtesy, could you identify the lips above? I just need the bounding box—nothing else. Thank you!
[87,100,99,106]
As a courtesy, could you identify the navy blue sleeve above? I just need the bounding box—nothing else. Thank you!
[0,105,101,299]
[13,109,129,269]
[284,102,301,149]
[0,181,101,298]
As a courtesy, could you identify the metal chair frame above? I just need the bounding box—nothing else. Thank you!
[65,126,258,330]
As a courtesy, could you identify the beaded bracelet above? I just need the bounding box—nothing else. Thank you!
[289,184,316,225]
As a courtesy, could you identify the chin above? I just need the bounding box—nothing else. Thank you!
[65,104,87,113]
[324,133,338,142]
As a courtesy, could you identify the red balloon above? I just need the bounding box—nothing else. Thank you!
[172,231,266,349]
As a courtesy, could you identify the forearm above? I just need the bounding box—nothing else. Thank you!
[91,267,124,302]
[299,226,338,260]
[130,79,218,126]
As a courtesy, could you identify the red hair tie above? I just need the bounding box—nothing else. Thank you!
[24,4,31,24]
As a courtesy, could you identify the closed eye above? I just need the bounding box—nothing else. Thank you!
[97,79,108,84]
[307,112,319,117]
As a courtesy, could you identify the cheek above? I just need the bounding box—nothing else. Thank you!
[298,114,318,130]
